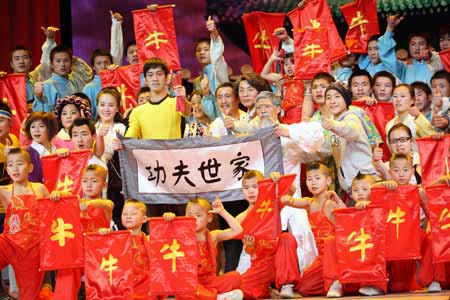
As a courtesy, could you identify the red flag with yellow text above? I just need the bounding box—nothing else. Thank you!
[39,195,83,270]
[0,74,27,137]
[100,64,141,113]
[439,49,450,72]
[41,149,91,196]
[370,185,421,260]
[417,135,450,186]
[281,79,304,124]
[84,231,134,299]
[288,0,347,62]
[425,185,450,263]
[242,12,286,73]
[241,174,296,240]
[149,217,198,295]
[340,0,379,53]
[334,207,387,283]
[133,6,181,70]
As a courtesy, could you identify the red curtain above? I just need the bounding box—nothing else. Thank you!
[0,0,60,72]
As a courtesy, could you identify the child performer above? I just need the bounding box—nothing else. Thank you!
[0,148,53,300]
[163,198,243,300]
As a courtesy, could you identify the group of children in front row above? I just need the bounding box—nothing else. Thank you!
[0,142,448,300]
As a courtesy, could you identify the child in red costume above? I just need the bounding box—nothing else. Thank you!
[164,198,243,300]
[54,164,114,300]
[0,148,53,300]
[281,162,346,297]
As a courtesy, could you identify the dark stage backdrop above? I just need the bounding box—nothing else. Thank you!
[70,0,251,77]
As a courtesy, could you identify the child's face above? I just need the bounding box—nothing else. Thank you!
[306,169,331,196]
[283,58,294,77]
[373,77,393,102]
[191,94,205,119]
[409,36,428,60]
[216,86,238,115]
[392,86,413,114]
[351,75,371,99]
[0,117,11,139]
[121,204,147,231]
[325,89,347,116]
[389,158,414,185]
[367,40,380,64]
[440,33,450,51]
[61,104,81,129]
[10,49,32,73]
[126,44,139,65]
[242,177,259,205]
[431,79,450,98]
[238,80,259,109]
[186,203,210,232]
[144,67,167,94]
[255,98,278,122]
[71,125,94,150]
[81,170,105,199]
[98,94,119,123]
[312,78,330,105]
[195,41,211,66]
[414,88,430,112]
[389,128,412,155]
[137,92,151,106]
[30,120,49,144]
[6,154,32,183]
[93,55,112,74]
[51,52,72,76]
[351,179,372,202]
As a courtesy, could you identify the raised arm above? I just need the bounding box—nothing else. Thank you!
[110,11,124,66]
[260,50,283,83]
[210,198,243,243]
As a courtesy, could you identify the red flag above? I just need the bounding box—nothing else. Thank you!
[241,174,296,240]
[133,6,181,70]
[100,64,141,114]
[417,135,450,186]
[39,195,83,270]
[293,27,331,80]
[439,49,450,72]
[149,217,198,295]
[334,207,387,283]
[281,79,304,124]
[425,185,450,263]
[84,231,134,299]
[288,0,347,62]
[340,0,379,53]
[0,74,27,137]
[41,149,91,196]
[352,102,395,161]
[371,185,421,260]
[242,12,286,73]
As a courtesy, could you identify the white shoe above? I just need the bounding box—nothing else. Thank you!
[217,289,244,300]
[326,280,343,298]
[428,281,442,293]
[358,286,384,296]
[280,284,295,298]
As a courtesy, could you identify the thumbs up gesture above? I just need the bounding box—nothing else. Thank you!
[206,16,216,32]
[200,74,210,96]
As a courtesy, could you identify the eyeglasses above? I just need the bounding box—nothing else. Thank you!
[389,137,411,144]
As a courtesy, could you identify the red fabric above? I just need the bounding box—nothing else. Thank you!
[387,259,419,292]
[242,12,286,73]
[418,234,450,288]
[81,206,111,233]
[149,217,198,295]
[240,174,296,240]
[439,49,450,72]
[100,64,142,113]
[0,74,27,137]
[334,207,387,284]
[297,256,325,296]
[41,149,91,196]
[293,27,331,80]
[417,134,450,186]
[309,208,335,255]
[275,232,301,288]
[0,0,60,72]
[54,268,83,300]
[352,102,394,161]
[370,185,421,260]
[131,234,152,299]
[425,184,450,263]
[281,79,304,124]
[340,0,379,53]
[39,195,83,270]
[133,6,181,70]
[288,0,347,62]
[84,231,134,299]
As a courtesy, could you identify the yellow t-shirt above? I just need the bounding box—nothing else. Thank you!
[0,134,20,213]
[125,96,182,140]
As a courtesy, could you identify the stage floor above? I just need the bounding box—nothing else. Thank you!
[263,290,450,299]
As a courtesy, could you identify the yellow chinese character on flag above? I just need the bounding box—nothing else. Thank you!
[349,11,369,36]
[116,84,134,111]
[50,218,75,247]
[2,97,17,115]
[56,175,74,193]
[347,227,374,262]
[256,199,272,219]
[100,254,118,286]
[145,30,168,49]
[160,239,185,272]
[253,30,270,50]
[387,206,406,240]
[302,44,324,59]
[439,208,450,230]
